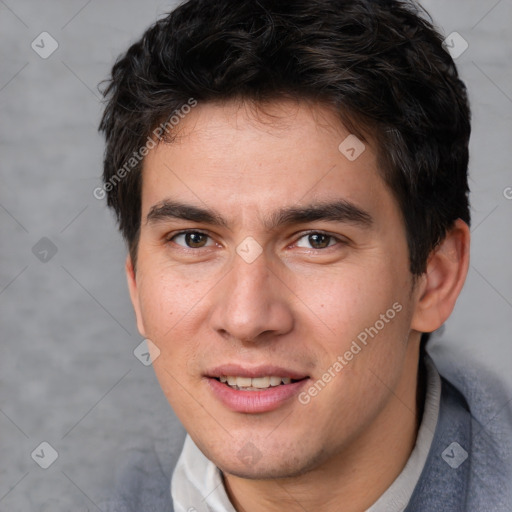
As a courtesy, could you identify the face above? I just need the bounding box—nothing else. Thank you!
[127,99,422,479]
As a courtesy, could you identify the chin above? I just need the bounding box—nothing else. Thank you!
[209,444,328,481]
[219,462,304,481]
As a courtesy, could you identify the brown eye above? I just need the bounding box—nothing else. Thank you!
[296,232,338,250]
[170,231,213,248]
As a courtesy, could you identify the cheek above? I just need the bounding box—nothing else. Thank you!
[138,264,196,331]
[136,268,205,373]
[138,279,174,340]
[138,270,206,407]
[292,260,407,351]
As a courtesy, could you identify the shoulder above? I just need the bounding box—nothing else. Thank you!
[99,432,187,512]
[443,356,512,510]
[408,352,512,511]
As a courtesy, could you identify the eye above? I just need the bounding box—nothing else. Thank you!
[167,230,346,251]
[168,230,215,249]
[295,231,342,250]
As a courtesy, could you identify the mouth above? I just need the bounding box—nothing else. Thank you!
[214,375,307,391]
[205,365,310,413]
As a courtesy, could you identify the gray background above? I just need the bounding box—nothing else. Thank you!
[0,0,511,510]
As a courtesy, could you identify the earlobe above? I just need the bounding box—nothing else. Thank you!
[125,255,147,337]
[411,219,470,334]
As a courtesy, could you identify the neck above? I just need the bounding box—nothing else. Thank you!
[223,342,424,512]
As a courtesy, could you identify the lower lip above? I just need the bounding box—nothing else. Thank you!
[206,377,309,413]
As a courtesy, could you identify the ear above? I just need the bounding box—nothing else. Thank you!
[125,255,147,338]
[411,219,470,334]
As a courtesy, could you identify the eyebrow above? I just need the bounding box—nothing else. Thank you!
[146,198,373,230]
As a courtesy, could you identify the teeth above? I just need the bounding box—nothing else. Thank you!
[237,377,252,387]
[218,375,297,390]
[252,376,270,388]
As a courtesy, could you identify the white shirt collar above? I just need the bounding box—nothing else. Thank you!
[171,354,441,512]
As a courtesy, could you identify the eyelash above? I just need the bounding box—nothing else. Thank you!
[166,229,347,252]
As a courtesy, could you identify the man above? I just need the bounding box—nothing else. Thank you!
[98,0,512,510]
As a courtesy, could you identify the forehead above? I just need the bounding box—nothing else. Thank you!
[140,99,398,229]
[159,99,365,160]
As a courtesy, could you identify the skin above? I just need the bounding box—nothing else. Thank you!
[126,99,470,512]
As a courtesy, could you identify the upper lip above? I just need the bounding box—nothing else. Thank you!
[206,364,309,380]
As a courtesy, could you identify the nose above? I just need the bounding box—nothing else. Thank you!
[209,249,294,345]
